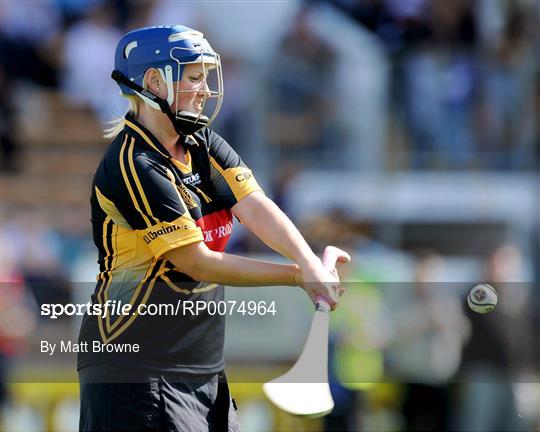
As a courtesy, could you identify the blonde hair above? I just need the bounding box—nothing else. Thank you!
[103,95,141,140]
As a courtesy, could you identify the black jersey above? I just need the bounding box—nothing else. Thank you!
[77,114,262,374]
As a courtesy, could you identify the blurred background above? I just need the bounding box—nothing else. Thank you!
[0,0,538,431]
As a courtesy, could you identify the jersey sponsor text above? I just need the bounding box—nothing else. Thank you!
[143,224,189,244]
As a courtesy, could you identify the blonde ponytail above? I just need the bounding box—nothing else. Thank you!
[103,95,141,140]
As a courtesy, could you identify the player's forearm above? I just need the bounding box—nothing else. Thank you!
[195,251,300,286]
[233,192,318,267]
[164,242,299,286]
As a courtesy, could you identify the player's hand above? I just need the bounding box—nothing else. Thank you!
[295,259,342,310]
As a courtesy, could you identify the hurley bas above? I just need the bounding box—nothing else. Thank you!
[41,340,140,356]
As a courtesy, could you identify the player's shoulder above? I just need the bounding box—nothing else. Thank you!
[191,128,232,156]
[94,130,165,194]
[103,130,163,168]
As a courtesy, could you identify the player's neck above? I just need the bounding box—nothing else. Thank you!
[136,108,179,151]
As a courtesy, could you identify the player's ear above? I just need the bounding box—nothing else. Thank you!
[143,68,161,93]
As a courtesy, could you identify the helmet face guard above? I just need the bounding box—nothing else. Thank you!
[112,26,223,135]
[169,40,223,135]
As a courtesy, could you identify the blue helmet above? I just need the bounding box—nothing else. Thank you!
[112,25,223,134]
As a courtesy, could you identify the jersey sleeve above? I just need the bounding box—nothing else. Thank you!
[207,131,263,208]
[111,150,204,258]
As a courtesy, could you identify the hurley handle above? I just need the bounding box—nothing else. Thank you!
[316,246,351,312]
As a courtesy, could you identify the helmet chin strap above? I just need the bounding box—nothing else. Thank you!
[111,70,208,136]
[174,111,209,135]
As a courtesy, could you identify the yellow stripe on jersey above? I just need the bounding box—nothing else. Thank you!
[127,138,159,224]
[105,258,159,333]
[209,155,226,176]
[193,185,212,204]
[95,186,131,228]
[104,223,120,326]
[159,273,191,294]
[160,274,219,295]
[97,216,113,343]
[125,118,168,157]
[102,259,168,344]
[209,156,263,202]
[193,283,219,293]
[119,136,152,228]
[98,216,113,289]
[185,134,199,146]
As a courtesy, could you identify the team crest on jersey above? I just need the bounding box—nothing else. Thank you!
[165,168,198,209]
[177,183,198,210]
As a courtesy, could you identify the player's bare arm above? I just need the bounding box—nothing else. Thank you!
[164,241,299,287]
[232,190,343,309]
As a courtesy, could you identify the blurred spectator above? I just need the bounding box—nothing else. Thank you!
[1,1,61,41]
[0,237,37,421]
[300,209,362,255]
[211,55,253,157]
[270,162,305,215]
[301,213,398,430]
[143,0,202,28]
[384,251,469,431]
[57,204,94,276]
[1,209,71,307]
[333,0,538,170]
[0,67,17,172]
[56,0,133,29]
[332,0,430,52]
[267,4,338,164]
[401,48,478,168]
[478,9,537,169]
[327,270,391,431]
[0,1,62,171]
[325,335,361,432]
[455,244,532,431]
[55,0,104,28]
[459,244,534,374]
[399,1,479,169]
[0,1,61,87]
[61,2,126,122]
